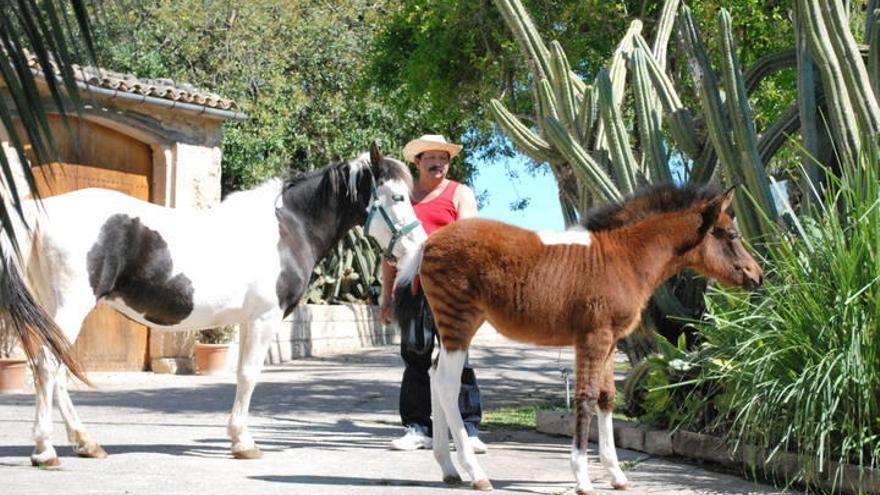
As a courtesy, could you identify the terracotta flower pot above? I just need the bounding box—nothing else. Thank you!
[0,358,28,393]
[193,343,230,376]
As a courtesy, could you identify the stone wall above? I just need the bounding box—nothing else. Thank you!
[266,305,508,364]
[267,304,396,363]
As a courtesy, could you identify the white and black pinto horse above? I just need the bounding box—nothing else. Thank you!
[0,144,424,466]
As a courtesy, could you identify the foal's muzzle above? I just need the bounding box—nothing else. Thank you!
[740,266,763,291]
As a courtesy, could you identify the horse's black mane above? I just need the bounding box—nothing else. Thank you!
[282,159,347,192]
[280,153,412,215]
[283,153,411,189]
[582,182,722,232]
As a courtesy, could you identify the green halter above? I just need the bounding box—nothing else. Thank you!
[365,182,421,260]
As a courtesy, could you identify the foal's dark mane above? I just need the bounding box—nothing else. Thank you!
[581,182,722,232]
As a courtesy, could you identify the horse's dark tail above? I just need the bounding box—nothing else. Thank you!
[1,236,91,387]
[391,243,424,326]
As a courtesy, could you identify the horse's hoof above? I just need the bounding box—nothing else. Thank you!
[233,447,263,460]
[472,478,493,491]
[575,489,597,495]
[612,481,630,490]
[443,474,462,484]
[75,442,108,459]
[31,456,61,467]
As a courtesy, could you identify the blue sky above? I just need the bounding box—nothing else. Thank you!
[471,153,566,231]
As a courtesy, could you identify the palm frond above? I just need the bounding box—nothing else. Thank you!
[0,0,94,254]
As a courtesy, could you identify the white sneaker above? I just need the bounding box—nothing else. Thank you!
[391,427,433,450]
[469,436,488,454]
[452,436,489,454]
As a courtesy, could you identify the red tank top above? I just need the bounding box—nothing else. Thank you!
[412,181,459,235]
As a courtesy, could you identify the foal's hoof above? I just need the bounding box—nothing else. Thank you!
[74,442,108,459]
[611,481,630,490]
[31,456,61,467]
[233,447,263,460]
[443,474,462,484]
[471,478,494,491]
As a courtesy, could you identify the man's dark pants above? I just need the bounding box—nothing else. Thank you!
[398,290,482,436]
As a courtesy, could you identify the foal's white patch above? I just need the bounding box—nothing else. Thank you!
[597,408,628,486]
[537,227,592,246]
[570,445,594,492]
[394,243,423,289]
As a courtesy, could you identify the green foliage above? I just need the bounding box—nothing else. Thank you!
[91,0,435,193]
[692,155,880,489]
[482,400,570,430]
[198,325,236,344]
[482,406,538,431]
[369,0,797,159]
[89,0,444,304]
[623,332,726,432]
[630,152,880,490]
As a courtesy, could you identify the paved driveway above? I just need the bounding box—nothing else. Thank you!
[0,345,796,494]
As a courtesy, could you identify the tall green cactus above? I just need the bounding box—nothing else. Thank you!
[307,226,380,304]
[716,8,779,239]
[797,0,861,166]
[491,0,880,361]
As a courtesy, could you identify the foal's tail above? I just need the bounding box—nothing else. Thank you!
[0,218,90,386]
[391,243,424,325]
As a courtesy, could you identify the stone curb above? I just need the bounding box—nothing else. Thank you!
[536,410,880,495]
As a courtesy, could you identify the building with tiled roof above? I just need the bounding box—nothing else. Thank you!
[1,55,246,372]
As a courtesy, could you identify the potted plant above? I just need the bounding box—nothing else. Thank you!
[193,325,236,375]
[0,319,29,393]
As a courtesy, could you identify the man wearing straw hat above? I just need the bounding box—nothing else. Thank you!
[380,134,486,453]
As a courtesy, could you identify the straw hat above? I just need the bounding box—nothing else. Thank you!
[402,134,462,163]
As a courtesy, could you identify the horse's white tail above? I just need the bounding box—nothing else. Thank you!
[0,210,90,386]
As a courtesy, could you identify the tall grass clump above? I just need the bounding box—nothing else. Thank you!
[693,150,880,491]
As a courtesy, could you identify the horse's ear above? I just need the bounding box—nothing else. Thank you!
[369,141,383,169]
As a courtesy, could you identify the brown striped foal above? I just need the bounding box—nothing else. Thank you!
[392,183,762,494]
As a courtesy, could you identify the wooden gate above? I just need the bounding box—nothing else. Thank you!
[26,115,153,371]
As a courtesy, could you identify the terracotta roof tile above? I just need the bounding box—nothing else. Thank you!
[28,54,239,111]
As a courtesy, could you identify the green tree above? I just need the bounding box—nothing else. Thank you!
[92,0,467,193]
[369,0,796,158]
[91,0,483,303]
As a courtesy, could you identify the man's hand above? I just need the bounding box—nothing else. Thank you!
[379,301,393,326]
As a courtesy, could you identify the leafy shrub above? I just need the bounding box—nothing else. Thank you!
[198,325,237,345]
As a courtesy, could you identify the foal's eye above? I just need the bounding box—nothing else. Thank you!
[713,228,740,240]
[392,194,405,202]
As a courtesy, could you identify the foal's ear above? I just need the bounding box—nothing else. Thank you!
[719,185,735,211]
[698,193,726,236]
[369,141,383,168]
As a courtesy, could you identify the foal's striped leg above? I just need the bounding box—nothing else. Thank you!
[435,346,490,490]
[422,272,489,489]
[571,329,613,495]
[429,360,461,484]
[597,352,628,490]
